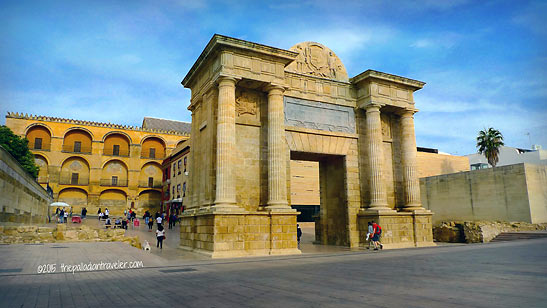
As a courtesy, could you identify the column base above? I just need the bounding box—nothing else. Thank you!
[358,210,435,249]
[179,209,301,258]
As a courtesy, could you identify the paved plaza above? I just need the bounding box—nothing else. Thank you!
[1,230,546,308]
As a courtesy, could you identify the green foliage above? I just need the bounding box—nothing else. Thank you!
[0,126,39,178]
[476,127,504,167]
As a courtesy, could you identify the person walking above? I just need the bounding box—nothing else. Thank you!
[59,208,64,223]
[372,221,383,251]
[297,224,302,248]
[366,221,374,249]
[144,211,150,226]
[81,207,87,219]
[168,213,175,229]
[156,215,163,227]
[104,208,109,220]
[148,216,154,231]
[156,225,165,249]
[97,208,102,220]
[63,209,68,223]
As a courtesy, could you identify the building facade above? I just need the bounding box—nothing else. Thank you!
[5,113,189,216]
[162,139,190,215]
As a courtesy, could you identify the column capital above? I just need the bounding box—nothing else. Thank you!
[363,102,383,113]
[264,84,286,94]
[216,75,239,87]
[398,107,419,117]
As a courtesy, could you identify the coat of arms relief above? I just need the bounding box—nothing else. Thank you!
[286,42,348,82]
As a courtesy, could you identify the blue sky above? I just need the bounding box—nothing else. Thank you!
[1,0,545,155]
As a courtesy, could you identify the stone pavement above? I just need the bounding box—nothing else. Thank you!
[1,237,546,307]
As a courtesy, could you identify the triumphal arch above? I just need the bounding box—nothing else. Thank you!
[180,34,434,258]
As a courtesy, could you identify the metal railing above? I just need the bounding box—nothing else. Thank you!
[62,145,92,154]
[138,180,163,188]
[100,179,129,187]
[140,154,165,159]
[102,148,130,157]
[58,176,89,186]
[28,142,51,151]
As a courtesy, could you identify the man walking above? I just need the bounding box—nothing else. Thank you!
[372,221,383,251]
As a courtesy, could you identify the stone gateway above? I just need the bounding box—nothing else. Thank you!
[180,34,434,258]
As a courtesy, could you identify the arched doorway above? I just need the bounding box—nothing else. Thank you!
[99,189,127,216]
[138,190,162,215]
[58,188,88,214]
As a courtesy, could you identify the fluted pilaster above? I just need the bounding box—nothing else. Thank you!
[214,77,237,208]
[266,85,289,209]
[400,109,423,211]
[365,104,389,209]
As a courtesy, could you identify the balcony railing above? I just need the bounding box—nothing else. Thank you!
[62,145,92,154]
[140,154,165,160]
[138,180,163,188]
[103,148,130,157]
[100,179,129,187]
[59,177,89,186]
[28,143,51,151]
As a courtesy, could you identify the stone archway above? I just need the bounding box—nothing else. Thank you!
[179,35,434,258]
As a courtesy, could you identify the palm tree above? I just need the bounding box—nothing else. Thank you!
[476,127,504,167]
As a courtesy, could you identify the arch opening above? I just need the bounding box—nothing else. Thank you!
[104,133,130,157]
[26,125,51,151]
[100,160,129,187]
[141,136,166,159]
[60,157,90,186]
[63,128,93,154]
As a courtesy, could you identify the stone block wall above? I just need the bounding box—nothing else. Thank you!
[0,146,52,224]
[180,211,299,258]
[420,163,547,224]
[358,212,434,249]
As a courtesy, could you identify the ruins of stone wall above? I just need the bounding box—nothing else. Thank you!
[433,220,547,243]
[0,224,141,248]
[0,146,51,224]
[421,163,547,224]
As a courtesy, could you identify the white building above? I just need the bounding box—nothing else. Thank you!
[466,145,547,169]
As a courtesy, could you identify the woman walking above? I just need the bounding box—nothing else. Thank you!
[156,225,165,249]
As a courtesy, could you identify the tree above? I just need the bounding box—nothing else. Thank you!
[476,127,505,167]
[0,126,39,178]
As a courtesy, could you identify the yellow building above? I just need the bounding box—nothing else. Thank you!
[5,112,190,216]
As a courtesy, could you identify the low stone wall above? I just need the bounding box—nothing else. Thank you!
[0,224,141,248]
[180,210,300,258]
[433,221,547,243]
[0,146,52,224]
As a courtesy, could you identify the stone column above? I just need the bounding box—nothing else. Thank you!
[214,77,238,208]
[266,85,289,209]
[400,109,423,211]
[365,104,389,210]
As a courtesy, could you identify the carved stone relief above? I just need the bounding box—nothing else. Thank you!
[286,42,349,82]
[236,90,258,117]
[284,96,355,134]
